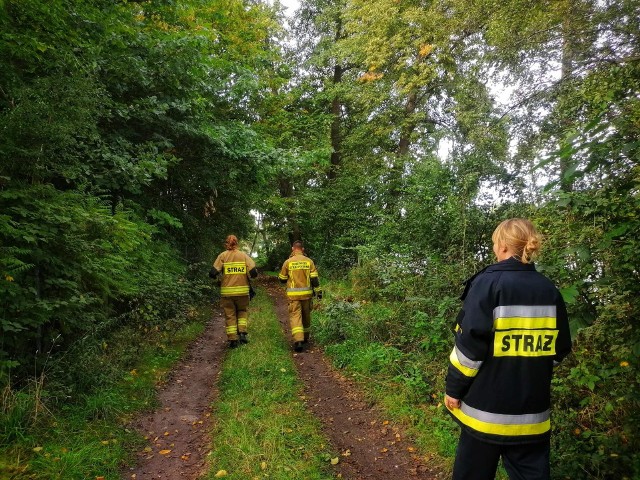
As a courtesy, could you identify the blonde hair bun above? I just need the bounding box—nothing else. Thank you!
[492,218,542,264]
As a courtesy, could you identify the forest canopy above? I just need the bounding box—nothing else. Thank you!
[1,0,638,478]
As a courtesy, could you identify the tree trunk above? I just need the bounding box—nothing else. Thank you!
[559,0,576,193]
[279,176,301,243]
[328,17,345,181]
[389,89,419,201]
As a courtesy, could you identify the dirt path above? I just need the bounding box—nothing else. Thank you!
[124,283,442,480]
[263,277,442,480]
[124,310,227,480]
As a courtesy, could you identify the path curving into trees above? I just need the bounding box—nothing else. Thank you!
[263,277,443,480]
[124,282,443,479]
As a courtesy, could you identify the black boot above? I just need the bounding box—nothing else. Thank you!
[229,340,239,349]
[294,341,304,352]
[239,332,249,344]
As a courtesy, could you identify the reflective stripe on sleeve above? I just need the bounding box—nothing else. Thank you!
[278,273,288,280]
[310,272,319,278]
[451,403,550,436]
[449,346,482,377]
[291,327,304,334]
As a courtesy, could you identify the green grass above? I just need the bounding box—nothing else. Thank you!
[313,280,520,479]
[313,280,455,475]
[206,288,336,480]
[0,318,206,480]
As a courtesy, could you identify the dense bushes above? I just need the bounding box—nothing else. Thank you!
[314,210,640,478]
[0,185,195,380]
[0,0,277,385]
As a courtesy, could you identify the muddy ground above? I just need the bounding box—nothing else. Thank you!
[263,278,441,480]
[124,313,226,480]
[125,280,442,479]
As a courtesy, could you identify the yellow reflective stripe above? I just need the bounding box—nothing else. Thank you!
[449,348,480,377]
[287,290,313,297]
[291,327,304,334]
[493,306,556,330]
[225,326,237,334]
[278,274,288,280]
[221,286,250,295]
[310,272,319,278]
[237,318,248,326]
[451,404,550,436]
[493,329,558,357]
[494,317,557,330]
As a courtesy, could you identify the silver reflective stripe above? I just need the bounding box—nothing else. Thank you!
[460,403,550,425]
[493,305,556,318]
[455,346,482,370]
[287,287,311,292]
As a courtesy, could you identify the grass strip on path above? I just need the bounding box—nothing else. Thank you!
[206,288,336,480]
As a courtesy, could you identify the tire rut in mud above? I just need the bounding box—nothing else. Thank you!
[262,277,442,480]
[124,309,226,480]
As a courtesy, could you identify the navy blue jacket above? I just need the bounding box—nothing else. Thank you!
[445,257,571,444]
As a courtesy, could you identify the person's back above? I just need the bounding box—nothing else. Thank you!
[282,251,315,299]
[279,241,321,352]
[450,259,570,442]
[210,235,257,348]
[216,248,253,297]
[445,218,571,480]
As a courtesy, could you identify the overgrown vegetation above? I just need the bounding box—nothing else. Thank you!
[0,306,207,479]
[314,240,639,479]
[1,0,638,478]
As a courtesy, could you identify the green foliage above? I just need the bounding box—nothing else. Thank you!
[0,315,205,479]
[0,184,191,379]
[0,0,281,379]
[0,387,37,445]
[1,0,638,477]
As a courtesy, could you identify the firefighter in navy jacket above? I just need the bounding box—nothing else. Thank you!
[445,218,571,480]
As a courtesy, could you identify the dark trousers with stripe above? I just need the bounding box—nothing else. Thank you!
[453,429,550,480]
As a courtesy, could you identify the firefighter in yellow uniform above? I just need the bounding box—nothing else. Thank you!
[279,240,321,352]
[210,235,257,348]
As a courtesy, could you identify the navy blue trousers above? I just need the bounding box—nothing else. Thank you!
[452,429,550,480]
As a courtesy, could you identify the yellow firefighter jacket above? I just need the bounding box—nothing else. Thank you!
[213,249,256,297]
[279,252,319,300]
